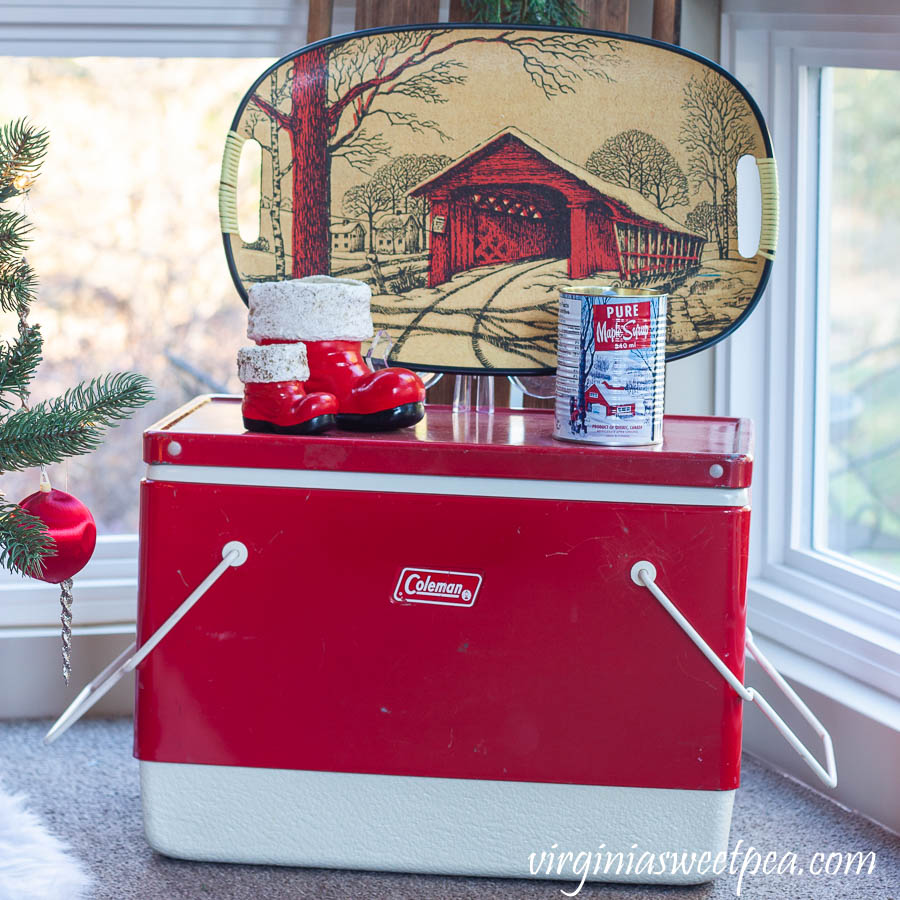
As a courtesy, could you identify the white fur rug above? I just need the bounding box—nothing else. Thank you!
[0,783,91,900]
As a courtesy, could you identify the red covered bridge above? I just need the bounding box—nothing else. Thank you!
[408,128,705,288]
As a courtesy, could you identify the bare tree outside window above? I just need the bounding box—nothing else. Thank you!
[821,68,900,580]
[0,57,270,533]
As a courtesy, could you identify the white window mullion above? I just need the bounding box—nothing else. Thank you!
[0,1,313,58]
[720,5,900,700]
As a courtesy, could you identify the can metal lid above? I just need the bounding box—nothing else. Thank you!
[560,285,667,298]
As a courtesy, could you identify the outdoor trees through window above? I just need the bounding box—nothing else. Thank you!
[819,67,900,581]
[0,57,270,533]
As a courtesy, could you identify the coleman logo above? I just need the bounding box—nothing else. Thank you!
[393,568,482,607]
[593,301,652,351]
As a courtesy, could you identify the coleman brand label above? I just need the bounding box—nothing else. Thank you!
[593,301,652,351]
[393,568,482,607]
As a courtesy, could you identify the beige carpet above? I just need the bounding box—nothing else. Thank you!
[0,718,897,899]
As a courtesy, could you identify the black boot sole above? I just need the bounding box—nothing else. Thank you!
[243,414,336,435]
[336,402,425,432]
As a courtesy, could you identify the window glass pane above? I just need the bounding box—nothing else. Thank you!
[0,57,269,533]
[821,67,900,581]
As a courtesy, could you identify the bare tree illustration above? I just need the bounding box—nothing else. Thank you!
[685,200,716,241]
[585,130,689,212]
[345,153,452,257]
[343,180,390,252]
[247,29,621,277]
[680,72,754,259]
[372,153,454,217]
[576,300,597,433]
[407,153,452,239]
[241,69,294,277]
[378,215,409,251]
[372,159,408,215]
[631,294,662,379]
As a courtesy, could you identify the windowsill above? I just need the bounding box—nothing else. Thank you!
[741,631,900,835]
[747,575,900,698]
[747,630,900,734]
[0,625,135,720]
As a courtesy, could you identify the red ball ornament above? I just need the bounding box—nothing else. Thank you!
[18,483,97,584]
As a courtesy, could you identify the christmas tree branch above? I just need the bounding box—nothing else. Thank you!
[0,259,37,315]
[0,120,49,204]
[0,373,154,471]
[0,323,42,411]
[0,210,32,263]
[462,0,583,27]
[0,498,53,578]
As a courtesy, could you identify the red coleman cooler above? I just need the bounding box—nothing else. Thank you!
[139,399,751,880]
[47,396,837,885]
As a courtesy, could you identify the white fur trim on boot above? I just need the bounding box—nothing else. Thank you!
[237,343,309,384]
[247,276,374,342]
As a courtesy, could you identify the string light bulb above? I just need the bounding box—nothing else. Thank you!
[13,174,33,191]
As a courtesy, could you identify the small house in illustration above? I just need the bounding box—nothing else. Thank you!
[585,382,643,418]
[408,127,705,287]
[374,214,423,254]
[330,221,365,253]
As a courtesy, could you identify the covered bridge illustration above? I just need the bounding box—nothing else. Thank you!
[408,128,705,288]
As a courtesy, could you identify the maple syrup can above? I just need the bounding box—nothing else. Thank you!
[555,287,667,446]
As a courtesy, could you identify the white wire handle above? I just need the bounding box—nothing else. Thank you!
[45,541,249,744]
[630,560,837,789]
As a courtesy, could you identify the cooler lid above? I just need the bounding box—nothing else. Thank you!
[144,396,752,489]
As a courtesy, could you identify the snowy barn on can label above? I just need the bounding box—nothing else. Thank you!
[409,128,706,288]
[585,383,641,418]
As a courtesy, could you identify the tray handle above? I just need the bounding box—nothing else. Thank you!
[630,560,837,789]
[756,157,779,261]
[44,541,249,744]
[219,130,246,236]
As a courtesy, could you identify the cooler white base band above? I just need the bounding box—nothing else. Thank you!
[140,762,735,884]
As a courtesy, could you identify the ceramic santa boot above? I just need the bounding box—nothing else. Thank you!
[237,343,337,435]
[249,276,425,431]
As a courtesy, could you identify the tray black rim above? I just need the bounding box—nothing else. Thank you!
[222,22,775,372]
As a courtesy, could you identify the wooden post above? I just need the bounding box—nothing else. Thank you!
[652,0,681,45]
[366,252,389,294]
[450,0,629,31]
[356,0,440,28]
[581,0,630,32]
[306,0,333,43]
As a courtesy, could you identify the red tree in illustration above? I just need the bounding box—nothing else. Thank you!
[248,29,620,278]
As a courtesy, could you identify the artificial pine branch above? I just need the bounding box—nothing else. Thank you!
[0,373,154,472]
[0,120,48,204]
[0,117,154,579]
[461,0,583,27]
[0,498,53,579]
[0,323,42,411]
[0,210,32,263]
[0,259,37,315]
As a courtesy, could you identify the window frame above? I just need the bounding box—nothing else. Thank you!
[718,4,900,701]
[0,536,139,628]
[0,0,365,628]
